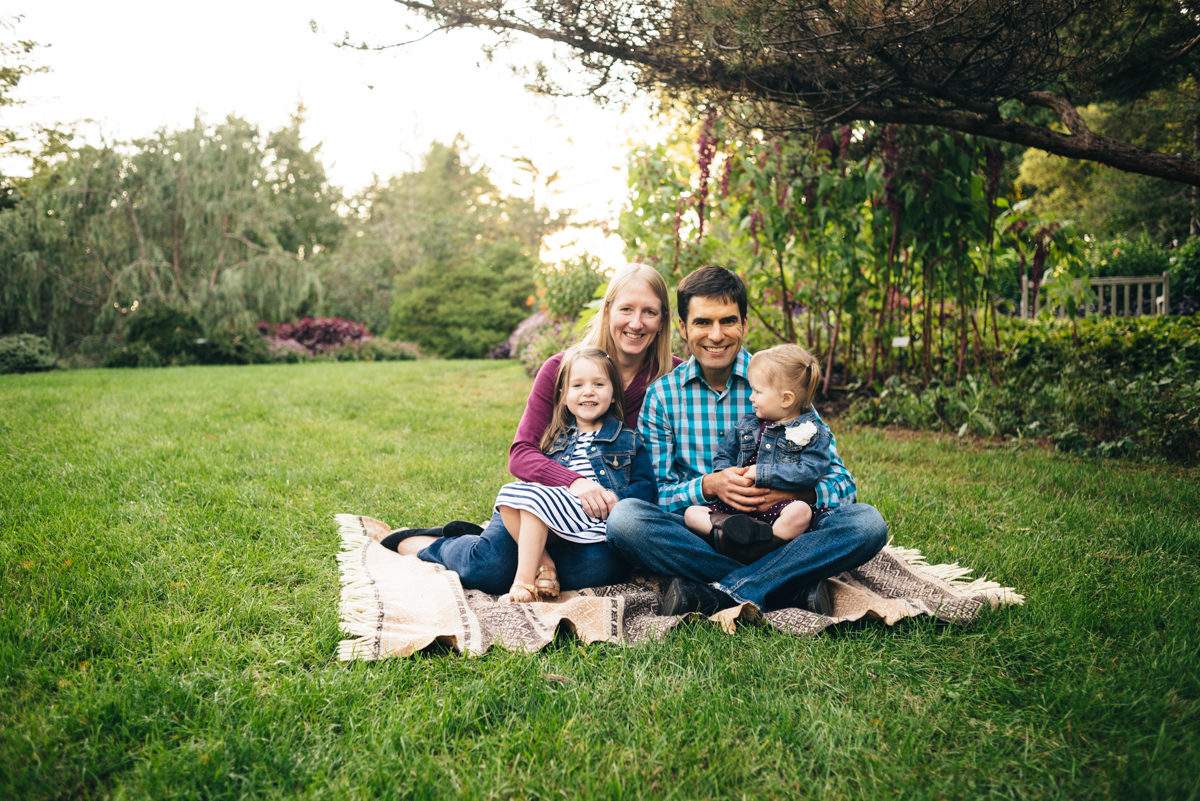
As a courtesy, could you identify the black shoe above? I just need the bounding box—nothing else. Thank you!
[795,579,833,616]
[660,577,740,616]
[379,526,443,552]
[724,515,775,545]
[443,520,484,538]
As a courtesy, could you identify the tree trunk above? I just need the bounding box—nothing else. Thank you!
[777,252,796,343]
[1193,86,1200,236]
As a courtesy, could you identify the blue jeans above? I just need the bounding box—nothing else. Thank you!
[606,499,888,610]
[418,511,630,595]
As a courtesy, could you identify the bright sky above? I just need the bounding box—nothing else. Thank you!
[2,0,671,267]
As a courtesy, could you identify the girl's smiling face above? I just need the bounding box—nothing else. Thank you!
[607,280,664,361]
[565,357,614,431]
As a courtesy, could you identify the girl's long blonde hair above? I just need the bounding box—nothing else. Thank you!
[539,346,627,452]
[749,344,823,413]
[580,263,674,383]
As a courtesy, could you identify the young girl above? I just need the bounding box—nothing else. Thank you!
[684,344,832,556]
[493,346,657,603]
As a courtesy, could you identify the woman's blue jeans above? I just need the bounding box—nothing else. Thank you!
[605,499,888,610]
[418,511,631,595]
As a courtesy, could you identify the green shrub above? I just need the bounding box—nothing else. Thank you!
[102,342,164,369]
[848,316,1200,464]
[537,256,608,319]
[0,334,57,374]
[199,325,271,365]
[320,338,422,362]
[1170,237,1200,312]
[1088,236,1172,278]
[123,306,205,366]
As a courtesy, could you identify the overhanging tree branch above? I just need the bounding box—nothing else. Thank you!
[384,0,1200,186]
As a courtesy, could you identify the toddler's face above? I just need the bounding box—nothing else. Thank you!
[565,357,614,429]
[748,367,794,423]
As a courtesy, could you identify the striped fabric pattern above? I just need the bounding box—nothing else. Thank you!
[494,431,607,544]
[638,348,857,512]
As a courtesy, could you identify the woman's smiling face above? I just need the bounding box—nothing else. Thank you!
[607,280,664,361]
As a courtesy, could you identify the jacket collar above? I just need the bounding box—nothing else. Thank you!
[761,408,822,430]
[679,348,753,390]
[565,412,623,443]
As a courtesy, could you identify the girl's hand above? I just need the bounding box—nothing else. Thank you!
[570,478,617,520]
[744,464,757,485]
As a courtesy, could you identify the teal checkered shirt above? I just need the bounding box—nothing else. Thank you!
[638,348,857,512]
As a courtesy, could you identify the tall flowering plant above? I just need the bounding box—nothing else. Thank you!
[620,111,1084,390]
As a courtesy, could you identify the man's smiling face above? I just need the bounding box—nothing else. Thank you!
[679,295,746,382]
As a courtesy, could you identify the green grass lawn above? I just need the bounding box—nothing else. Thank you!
[2,361,1198,800]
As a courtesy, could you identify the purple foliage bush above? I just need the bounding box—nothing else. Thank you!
[258,317,370,355]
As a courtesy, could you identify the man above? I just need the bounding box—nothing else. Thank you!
[606,266,888,616]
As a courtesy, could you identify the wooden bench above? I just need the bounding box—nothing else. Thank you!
[1020,272,1171,319]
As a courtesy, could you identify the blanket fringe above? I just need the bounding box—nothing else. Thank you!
[885,538,1025,607]
[334,514,384,653]
[337,635,378,661]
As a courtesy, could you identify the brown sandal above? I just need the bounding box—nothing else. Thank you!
[535,565,560,599]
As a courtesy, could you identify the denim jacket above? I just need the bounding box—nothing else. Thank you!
[544,412,658,505]
[711,410,832,492]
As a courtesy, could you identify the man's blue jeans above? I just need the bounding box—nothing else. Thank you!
[606,499,888,610]
[418,511,630,595]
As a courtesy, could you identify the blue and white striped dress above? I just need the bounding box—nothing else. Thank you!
[494,431,607,544]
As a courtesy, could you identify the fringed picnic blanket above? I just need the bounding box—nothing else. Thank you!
[334,514,1025,660]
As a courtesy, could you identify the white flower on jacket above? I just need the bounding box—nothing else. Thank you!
[785,421,819,447]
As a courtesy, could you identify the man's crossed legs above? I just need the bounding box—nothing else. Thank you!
[606,499,888,615]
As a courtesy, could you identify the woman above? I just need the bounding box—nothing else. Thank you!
[383,263,681,595]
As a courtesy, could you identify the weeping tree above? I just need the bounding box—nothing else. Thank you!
[0,112,343,350]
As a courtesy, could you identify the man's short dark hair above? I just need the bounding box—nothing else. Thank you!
[676,265,748,323]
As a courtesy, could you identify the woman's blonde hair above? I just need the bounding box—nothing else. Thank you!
[749,344,822,413]
[581,263,673,383]
[539,346,627,452]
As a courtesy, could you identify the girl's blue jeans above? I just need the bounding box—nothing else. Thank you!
[418,511,630,595]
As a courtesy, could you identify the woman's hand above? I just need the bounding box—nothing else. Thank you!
[570,478,619,520]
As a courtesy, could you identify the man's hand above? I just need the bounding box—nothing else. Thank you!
[570,478,618,520]
[702,468,817,511]
[702,467,769,512]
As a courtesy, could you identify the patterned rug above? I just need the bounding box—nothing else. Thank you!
[334,514,1025,659]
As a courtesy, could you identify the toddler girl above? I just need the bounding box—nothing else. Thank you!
[494,346,656,602]
[684,344,832,555]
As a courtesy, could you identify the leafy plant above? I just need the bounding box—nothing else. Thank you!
[268,317,370,354]
[621,116,1077,389]
[849,316,1200,463]
[536,255,609,319]
[122,305,206,366]
[0,333,56,374]
[517,317,577,378]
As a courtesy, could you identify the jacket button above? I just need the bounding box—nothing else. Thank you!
[599,470,605,475]
[765,444,771,449]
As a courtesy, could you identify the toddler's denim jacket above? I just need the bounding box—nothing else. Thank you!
[544,412,658,504]
[711,410,832,492]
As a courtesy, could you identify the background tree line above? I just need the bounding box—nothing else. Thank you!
[0,113,556,363]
